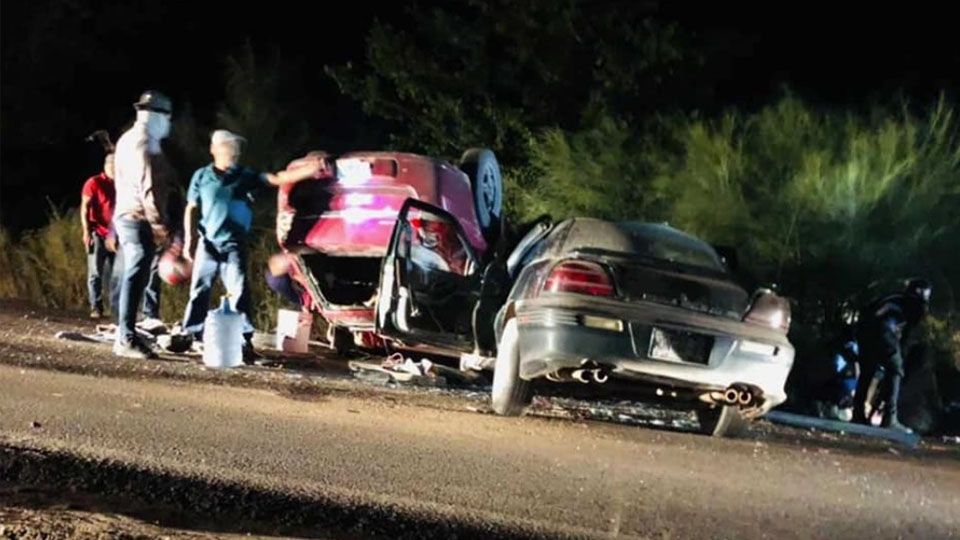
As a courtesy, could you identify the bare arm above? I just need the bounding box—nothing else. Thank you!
[80,195,92,247]
[182,202,199,262]
[263,157,326,186]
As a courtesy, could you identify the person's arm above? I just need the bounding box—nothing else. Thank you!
[80,195,92,248]
[262,156,326,186]
[80,179,94,248]
[138,144,170,244]
[182,202,198,261]
[182,172,201,262]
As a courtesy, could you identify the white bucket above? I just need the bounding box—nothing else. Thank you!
[202,297,244,368]
[275,309,312,353]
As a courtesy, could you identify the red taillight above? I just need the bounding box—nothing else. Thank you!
[543,261,615,297]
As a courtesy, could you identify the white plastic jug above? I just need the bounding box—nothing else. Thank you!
[202,296,244,368]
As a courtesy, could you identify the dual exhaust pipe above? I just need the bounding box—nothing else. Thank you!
[702,384,757,407]
[572,368,609,384]
[542,366,757,408]
[722,387,754,407]
[546,366,610,384]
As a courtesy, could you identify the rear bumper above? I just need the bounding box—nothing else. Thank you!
[515,302,794,411]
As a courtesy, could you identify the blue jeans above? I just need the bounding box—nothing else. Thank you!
[114,218,162,343]
[182,240,255,341]
[87,234,120,313]
[143,247,162,319]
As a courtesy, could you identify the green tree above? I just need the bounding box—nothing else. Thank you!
[328,0,689,165]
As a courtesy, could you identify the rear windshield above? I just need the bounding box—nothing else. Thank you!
[616,223,724,272]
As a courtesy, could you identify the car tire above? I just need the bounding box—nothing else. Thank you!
[491,318,532,416]
[459,148,503,244]
[695,405,747,437]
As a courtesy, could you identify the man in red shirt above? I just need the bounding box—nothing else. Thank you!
[81,153,120,319]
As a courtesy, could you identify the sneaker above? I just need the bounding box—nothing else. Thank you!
[113,337,158,360]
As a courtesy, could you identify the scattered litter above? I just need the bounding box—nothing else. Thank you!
[30,421,41,429]
[941,436,960,445]
[348,409,361,414]
[137,318,169,335]
[349,354,445,387]
[887,448,901,456]
[54,331,107,343]
[383,353,436,378]
[156,332,193,354]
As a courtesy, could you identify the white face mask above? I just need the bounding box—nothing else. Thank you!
[138,110,171,141]
[148,112,171,140]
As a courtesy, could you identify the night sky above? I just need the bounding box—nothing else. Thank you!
[2,0,958,232]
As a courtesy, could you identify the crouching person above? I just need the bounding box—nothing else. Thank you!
[180,130,324,360]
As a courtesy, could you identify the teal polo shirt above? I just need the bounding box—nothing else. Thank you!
[187,164,269,250]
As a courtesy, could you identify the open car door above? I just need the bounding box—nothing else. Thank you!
[376,199,482,353]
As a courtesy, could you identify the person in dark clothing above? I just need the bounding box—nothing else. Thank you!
[264,252,305,309]
[852,278,932,432]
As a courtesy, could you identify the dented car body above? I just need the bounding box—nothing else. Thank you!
[375,201,795,436]
[276,150,503,345]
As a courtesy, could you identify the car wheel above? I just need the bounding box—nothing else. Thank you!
[491,318,532,416]
[695,405,747,437]
[459,148,503,244]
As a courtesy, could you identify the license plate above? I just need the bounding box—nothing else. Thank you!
[648,327,714,365]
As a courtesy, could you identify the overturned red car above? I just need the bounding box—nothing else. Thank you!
[276,149,503,349]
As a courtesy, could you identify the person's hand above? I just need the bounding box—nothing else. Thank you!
[105,235,117,253]
[82,230,91,248]
[153,225,170,248]
[305,156,326,178]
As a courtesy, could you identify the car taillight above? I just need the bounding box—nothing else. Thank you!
[543,260,615,297]
[743,289,791,333]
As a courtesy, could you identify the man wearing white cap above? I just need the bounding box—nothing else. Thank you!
[180,129,324,360]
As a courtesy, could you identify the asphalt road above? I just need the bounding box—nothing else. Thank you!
[1,303,958,539]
